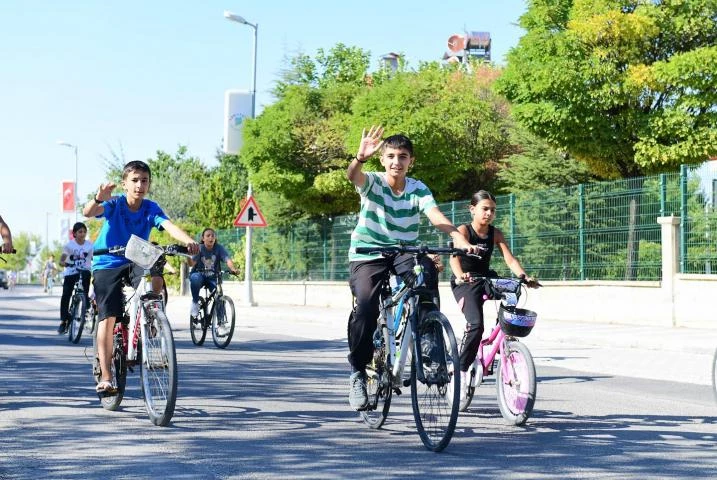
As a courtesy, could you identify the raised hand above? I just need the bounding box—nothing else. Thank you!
[96,182,116,202]
[356,125,384,161]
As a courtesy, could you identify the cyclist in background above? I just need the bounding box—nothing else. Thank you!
[448,190,539,401]
[58,222,93,334]
[188,228,238,318]
[345,126,477,411]
[0,214,13,253]
[43,255,58,292]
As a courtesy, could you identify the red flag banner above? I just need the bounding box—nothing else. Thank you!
[62,181,75,213]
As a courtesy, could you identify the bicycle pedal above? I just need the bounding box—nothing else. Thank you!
[393,387,402,396]
[402,379,410,387]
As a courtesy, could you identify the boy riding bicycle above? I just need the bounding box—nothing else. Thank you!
[346,125,477,411]
[58,222,93,334]
[83,160,199,393]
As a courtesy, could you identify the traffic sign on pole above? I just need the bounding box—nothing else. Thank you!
[233,195,267,227]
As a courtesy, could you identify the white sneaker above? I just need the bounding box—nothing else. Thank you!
[190,302,199,317]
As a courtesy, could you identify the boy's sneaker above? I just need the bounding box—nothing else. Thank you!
[190,302,199,317]
[57,320,68,334]
[460,371,469,399]
[348,370,368,411]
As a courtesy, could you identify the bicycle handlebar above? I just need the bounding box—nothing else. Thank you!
[355,242,483,259]
[94,244,190,257]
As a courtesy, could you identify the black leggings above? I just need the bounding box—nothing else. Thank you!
[347,254,439,372]
[452,281,487,372]
[60,271,91,321]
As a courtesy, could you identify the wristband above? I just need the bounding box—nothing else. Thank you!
[353,155,367,164]
[94,196,103,204]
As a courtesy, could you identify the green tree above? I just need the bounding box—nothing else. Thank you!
[197,150,249,229]
[496,0,717,178]
[0,232,40,274]
[498,125,596,192]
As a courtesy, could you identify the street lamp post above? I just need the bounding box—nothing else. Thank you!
[224,10,258,307]
[57,141,79,222]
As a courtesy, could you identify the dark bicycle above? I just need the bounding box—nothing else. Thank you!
[190,270,237,349]
[66,261,91,344]
[352,243,474,452]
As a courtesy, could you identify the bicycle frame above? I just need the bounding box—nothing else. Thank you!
[125,270,163,362]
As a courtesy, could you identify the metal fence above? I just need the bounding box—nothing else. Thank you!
[215,161,717,282]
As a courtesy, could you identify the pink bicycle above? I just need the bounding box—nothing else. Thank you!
[458,275,539,425]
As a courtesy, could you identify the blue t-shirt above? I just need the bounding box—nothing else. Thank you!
[190,244,230,274]
[92,195,169,271]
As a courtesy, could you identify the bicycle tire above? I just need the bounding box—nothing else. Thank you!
[93,324,126,410]
[711,348,717,403]
[410,311,460,452]
[190,297,208,346]
[68,293,87,344]
[212,295,236,349]
[84,302,97,335]
[496,339,536,426]
[161,283,168,308]
[140,308,178,426]
[360,322,393,429]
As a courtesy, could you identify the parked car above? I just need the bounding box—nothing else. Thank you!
[0,270,7,289]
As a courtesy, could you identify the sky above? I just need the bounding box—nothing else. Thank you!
[0,0,527,248]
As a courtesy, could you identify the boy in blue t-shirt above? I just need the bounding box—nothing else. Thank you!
[83,160,199,394]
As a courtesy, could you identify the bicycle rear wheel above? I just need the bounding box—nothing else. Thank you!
[190,297,208,346]
[68,293,87,344]
[410,311,460,452]
[360,323,392,429]
[211,295,236,349]
[496,339,536,426]
[140,308,178,426]
[93,324,126,410]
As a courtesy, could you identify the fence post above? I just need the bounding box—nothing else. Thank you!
[578,184,585,280]
[509,193,516,252]
[450,200,456,225]
[659,173,666,217]
[658,216,680,327]
[679,164,687,274]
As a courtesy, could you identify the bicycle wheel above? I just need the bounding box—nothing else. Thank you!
[84,302,97,334]
[711,348,717,403]
[211,295,236,349]
[190,297,208,346]
[410,311,460,452]
[140,308,178,426]
[93,324,126,410]
[68,293,87,344]
[161,283,168,308]
[360,323,393,429]
[496,340,536,426]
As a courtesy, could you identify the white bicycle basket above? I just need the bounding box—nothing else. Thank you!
[124,235,162,269]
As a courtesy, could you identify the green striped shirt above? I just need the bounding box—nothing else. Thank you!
[349,172,438,261]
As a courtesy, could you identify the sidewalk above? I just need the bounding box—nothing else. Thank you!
[165,293,716,386]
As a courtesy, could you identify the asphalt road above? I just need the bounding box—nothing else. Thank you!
[1,285,715,479]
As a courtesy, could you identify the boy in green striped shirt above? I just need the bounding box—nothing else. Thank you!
[346,125,477,410]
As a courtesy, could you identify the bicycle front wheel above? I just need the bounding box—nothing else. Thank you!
[360,323,392,429]
[68,293,87,344]
[410,311,460,452]
[211,295,236,349]
[140,308,178,426]
[496,339,536,426]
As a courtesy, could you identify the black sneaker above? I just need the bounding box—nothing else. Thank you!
[57,321,68,334]
[349,370,368,411]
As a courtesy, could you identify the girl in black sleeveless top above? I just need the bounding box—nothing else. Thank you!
[449,191,538,398]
